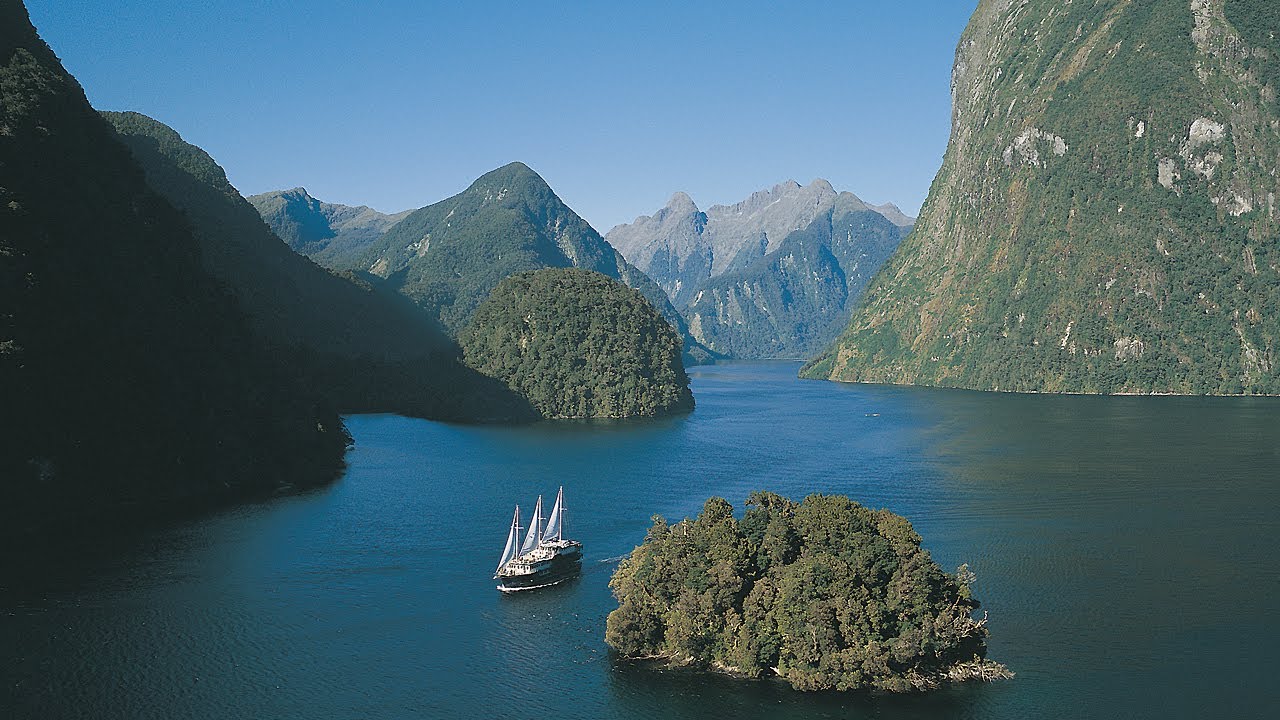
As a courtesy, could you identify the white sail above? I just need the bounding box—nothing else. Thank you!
[520,495,543,555]
[497,506,521,572]
[542,487,564,544]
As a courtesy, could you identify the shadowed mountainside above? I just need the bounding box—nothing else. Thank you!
[103,111,534,423]
[247,186,412,266]
[0,1,348,537]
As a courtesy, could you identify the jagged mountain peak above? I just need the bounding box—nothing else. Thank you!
[868,201,914,228]
[468,160,547,192]
[608,178,910,354]
[807,178,835,194]
[666,190,699,211]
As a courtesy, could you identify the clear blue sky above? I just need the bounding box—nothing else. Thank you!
[27,1,976,232]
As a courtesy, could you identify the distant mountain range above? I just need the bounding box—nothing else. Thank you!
[255,163,714,364]
[103,111,530,422]
[608,180,912,358]
[247,187,412,266]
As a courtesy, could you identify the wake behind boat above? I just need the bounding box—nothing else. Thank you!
[494,486,582,592]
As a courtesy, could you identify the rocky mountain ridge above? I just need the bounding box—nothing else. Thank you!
[247,187,411,266]
[607,179,913,309]
[608,180,912,358]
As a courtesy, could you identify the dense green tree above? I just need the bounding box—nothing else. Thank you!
[459,269,693,419]
[606,492,1008,693]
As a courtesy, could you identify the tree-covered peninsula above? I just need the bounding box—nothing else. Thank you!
[459,269,694,419]
[606,492,1009,693]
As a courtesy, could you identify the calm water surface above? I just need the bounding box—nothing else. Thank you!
[4,362,1279,719]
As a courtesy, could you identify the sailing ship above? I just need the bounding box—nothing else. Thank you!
[494,486,582,592]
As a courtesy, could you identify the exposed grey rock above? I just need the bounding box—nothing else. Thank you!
[604,191,710,308]
[608,180,912,358]
[681,202,904,358]
[608,179,913,309]
[869,202,916,228]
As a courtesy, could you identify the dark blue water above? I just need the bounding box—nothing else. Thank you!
[4,362,1280,719]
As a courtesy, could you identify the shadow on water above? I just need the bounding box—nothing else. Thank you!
[605,657,1011,720]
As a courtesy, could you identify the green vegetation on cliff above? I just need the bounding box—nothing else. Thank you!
[606,492,1007,693]
[806,0,1280,394]
[0,1,347,536]
[459,269,693,418]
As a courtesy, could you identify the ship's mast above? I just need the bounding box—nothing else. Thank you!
[538,495,546,539]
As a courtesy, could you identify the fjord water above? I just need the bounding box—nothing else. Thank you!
[4,363,1279,719]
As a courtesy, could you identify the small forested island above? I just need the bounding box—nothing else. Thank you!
[606,492,1010,692]
[460,268,694,419]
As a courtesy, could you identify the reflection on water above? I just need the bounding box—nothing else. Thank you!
[3,363,1279,719]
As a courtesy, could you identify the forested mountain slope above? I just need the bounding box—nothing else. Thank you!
[104,111,530,422]
[806,0,1280,394]
[460,269,693,419]
[339,162,713,363]
[0,1,347,536]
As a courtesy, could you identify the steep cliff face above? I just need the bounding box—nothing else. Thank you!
[606,191,711,308]
[807,0,1280,394]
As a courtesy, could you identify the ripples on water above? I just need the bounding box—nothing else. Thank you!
[3,362,1279,719]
